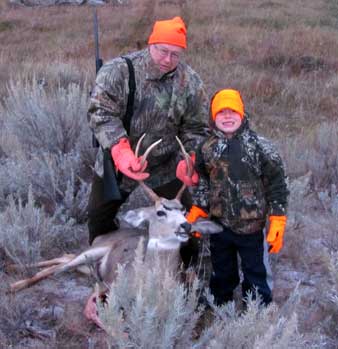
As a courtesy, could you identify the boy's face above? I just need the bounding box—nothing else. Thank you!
[215,108,242,136]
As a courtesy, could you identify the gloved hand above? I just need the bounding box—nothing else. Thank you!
[176,152,199,186]
[266,215,287,254]
[186,205,208,223]
[111,138,149,181]
[186,205,208,240]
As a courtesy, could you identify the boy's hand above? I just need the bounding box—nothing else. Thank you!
[111,138,149,181]
[186,205,208,240]
[186,205,208,223]
[176,153,199,186]
[266,215,287,254]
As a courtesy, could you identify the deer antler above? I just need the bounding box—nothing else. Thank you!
[134,134,162,202]
[175,136,194,201]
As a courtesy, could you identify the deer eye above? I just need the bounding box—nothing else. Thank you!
[157,210,167,217]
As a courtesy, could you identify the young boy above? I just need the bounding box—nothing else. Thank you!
[187,89,289,306]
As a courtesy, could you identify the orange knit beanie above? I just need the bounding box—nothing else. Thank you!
[211,89,245,120]
[148,16,187,49]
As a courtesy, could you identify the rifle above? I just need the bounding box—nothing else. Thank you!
[93,7,103,75]
[92,8,102,149]
[92,8,122,202]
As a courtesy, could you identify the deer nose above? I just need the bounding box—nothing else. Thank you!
[180,222,191,234]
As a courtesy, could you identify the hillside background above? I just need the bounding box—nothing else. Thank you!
[0,0,337,348]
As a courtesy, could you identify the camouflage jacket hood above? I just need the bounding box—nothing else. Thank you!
[193,115,289,234]
[88,48,209,191]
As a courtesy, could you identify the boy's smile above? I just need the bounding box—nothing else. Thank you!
[215,108,242,136]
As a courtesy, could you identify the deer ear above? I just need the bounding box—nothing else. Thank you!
[191,219,223,235]
[122,208,150,227]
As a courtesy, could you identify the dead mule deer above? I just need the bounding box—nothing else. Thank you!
[10,135,222,325]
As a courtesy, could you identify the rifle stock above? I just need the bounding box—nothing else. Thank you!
[103,149,122,201]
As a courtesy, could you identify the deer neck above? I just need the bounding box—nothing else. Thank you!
[147,224,181,252]
[147,237,181,251]
[146,238,181,271]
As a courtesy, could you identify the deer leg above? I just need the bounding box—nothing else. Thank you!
[31,254,76,268]
[7,254,76,272]
[10,263,67,292]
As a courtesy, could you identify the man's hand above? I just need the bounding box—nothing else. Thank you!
[111,138,149,181]
[176,152,199,186]
[266,215,287,254]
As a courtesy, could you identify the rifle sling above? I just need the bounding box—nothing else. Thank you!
[121,56,136,135]
[102,56,136,202]
[93,56,135,145]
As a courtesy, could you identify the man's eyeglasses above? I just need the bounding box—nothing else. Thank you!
[154,45,183,62]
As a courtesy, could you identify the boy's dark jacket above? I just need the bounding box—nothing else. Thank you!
[192,114,289,234]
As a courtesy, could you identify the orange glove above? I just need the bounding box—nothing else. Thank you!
[176,153,199,186]
[266,215,287,254]
[111,138,149,181]
[186,205,208,223]
[185,205,208,239]
[186,205,208,239]
[191,231,202,238]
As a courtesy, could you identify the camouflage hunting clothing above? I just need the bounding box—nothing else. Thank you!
[88,48,209,192]
[192,116,289,234]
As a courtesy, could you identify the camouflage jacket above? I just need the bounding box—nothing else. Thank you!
[88,48,209,192]
[192,116,289,234]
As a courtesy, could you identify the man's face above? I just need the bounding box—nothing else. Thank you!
[215,109,242,136]
[149,43,184,73]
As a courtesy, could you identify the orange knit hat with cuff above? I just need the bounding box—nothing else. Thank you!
[148,16,187,49]
[211,89,245,120]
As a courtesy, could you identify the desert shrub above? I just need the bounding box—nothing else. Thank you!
[0,272,41,348]
[0,151,90,221]
[20,151,90,221]
[20,60,89,90]
[99,241,202,348]
[0,188,51,267]
[196,288,309,349]
[318,185,338,219]
[0,74,94,217]
[278,122,338,188]
[0,187,82,268]
[328,252,338,309]
[1,76,89,156]
[98,242,310,349]
[312,251,338,344]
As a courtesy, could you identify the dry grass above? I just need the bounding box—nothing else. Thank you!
[1,0,338,135]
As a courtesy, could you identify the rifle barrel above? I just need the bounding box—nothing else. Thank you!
[93,8,102,74]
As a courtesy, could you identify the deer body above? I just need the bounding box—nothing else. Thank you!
[56,229,144,286]
[10,194,221,293]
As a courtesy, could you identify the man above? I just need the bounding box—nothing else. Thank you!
[85,16,209,326]
[87,16,209,253]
